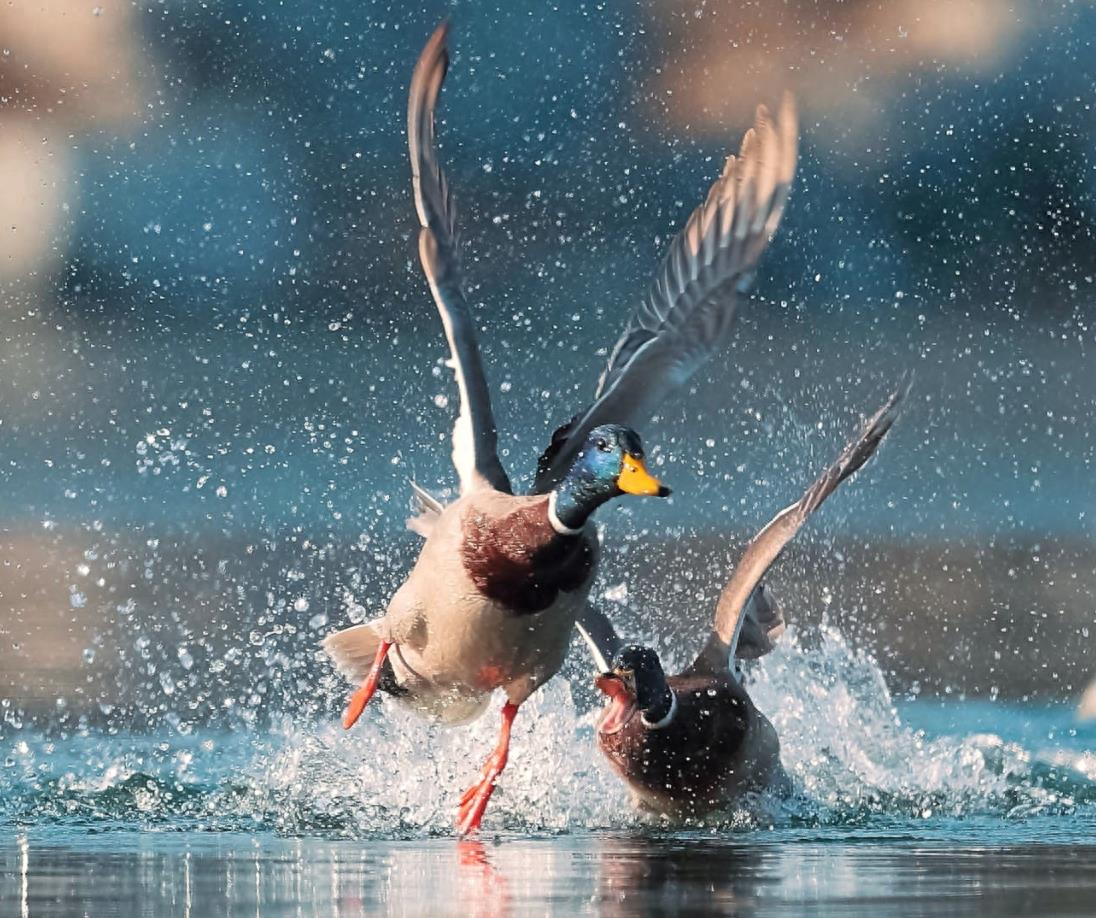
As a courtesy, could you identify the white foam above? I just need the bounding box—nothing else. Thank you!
[238,625,1095,834]
[7,624,1095,837]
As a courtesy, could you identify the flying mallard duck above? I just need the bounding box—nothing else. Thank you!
[324,20,797,835]
[586,384,907,817]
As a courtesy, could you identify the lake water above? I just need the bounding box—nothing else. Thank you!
[4,829,1096,917]
[3,629,1096,915]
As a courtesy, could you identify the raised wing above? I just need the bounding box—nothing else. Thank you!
[409,22,511,494]
[534,95,798,492]
[689,379,909,675]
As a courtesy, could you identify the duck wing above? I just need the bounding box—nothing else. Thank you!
[533,95,798,492]
[573,595,777,676]
[571,550,790,678]
[410,22,511,495]
[688,379,909,675]
[734,583,785,661]
[574,603,622,673]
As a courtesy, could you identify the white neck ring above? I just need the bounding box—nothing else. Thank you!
[642,690,678,730]
[547,491,585,536]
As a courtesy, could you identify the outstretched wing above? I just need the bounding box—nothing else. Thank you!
[533,95,798,492]
[409,22,511,494]
[689,379,909,675]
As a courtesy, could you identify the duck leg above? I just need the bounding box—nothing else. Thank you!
[455,701,519,835]
[342,640,393,729]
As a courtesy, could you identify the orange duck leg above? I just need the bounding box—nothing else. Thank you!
[456,701,519,835]
[342,640,393,729]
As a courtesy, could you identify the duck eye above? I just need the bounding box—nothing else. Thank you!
[596,438,611,453]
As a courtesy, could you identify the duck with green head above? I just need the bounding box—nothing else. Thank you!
[327,421,667,830]
[324,20,797,836]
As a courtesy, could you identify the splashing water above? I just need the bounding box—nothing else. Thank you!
[751,627,1096,825]
[3,626,1094,840]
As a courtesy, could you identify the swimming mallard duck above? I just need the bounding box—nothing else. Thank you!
[587,383,907,817]
[324,20,797,835]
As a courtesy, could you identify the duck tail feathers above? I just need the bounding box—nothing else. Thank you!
[322,621,386,683]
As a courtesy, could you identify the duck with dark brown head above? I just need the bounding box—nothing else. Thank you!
[587,384,908,818]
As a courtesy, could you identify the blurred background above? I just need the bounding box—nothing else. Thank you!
[0,0,1093,729]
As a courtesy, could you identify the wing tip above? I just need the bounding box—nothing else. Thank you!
[422,19,451,68]
[408,20,453,160]
[874,370,915,433]
[779,91,799,183]
[832,373,912,488]
[411,19,451,93]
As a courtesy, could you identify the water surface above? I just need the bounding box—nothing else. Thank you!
[5,828,1096,917]
[3,638,1095,915]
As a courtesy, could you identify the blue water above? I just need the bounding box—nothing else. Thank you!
[3,630,1095,915]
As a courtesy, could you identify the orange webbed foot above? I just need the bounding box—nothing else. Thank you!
[456,778,497,836]
[342,640,393,729]
[454,701,518,836]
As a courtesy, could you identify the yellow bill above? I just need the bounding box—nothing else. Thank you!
[617,454,671,497]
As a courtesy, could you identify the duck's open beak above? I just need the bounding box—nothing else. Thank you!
[595,670,639,735]
[617,454,671,497]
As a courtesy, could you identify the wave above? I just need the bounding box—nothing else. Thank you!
[3,626,1095,838]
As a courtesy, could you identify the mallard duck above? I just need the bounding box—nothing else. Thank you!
[586,384,907,817]
[324,21,796,835]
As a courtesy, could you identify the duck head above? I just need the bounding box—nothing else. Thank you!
[595,644,676,735]
[549,425,670,532]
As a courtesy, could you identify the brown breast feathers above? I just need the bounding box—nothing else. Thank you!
[597,673,752,815]
[460,497,597,615]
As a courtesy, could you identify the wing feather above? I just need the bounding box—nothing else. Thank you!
[409,22,511,494]
[574,603,622,674]
[689,379,909,674]
[533,94,798,492]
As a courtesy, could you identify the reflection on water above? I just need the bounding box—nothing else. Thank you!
[3,830,1096,918]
